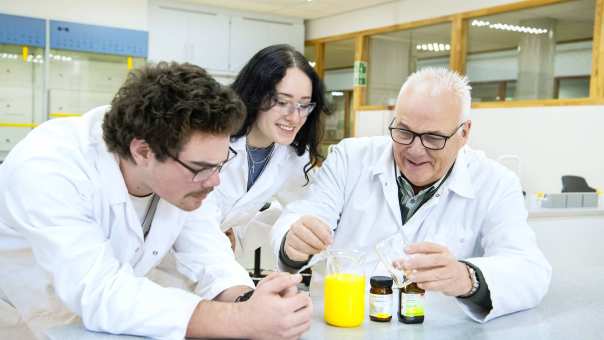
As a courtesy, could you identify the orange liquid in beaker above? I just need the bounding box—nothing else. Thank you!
[324,273,365,327]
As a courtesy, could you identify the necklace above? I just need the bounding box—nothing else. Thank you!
[246,142,275,189]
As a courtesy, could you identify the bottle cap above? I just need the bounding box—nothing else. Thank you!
[370,276,393,289]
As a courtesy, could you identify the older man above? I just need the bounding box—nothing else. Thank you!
[271,67,551,322]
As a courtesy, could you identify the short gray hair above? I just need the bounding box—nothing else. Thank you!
[398,67,472,121]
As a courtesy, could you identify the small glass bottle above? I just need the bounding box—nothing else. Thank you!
[398,282,425,324]
[369,276,393,322]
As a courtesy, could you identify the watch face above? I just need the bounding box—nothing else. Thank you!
[236,290,254,302]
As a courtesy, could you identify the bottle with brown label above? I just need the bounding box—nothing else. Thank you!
[398,282,425,324]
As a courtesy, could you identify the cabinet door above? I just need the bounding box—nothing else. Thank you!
[229,17,304,73]
[0,86,33,123]
[148,5,189,63]
[186,11,230,72]
[0,127,32,152]
[49,88,114,115]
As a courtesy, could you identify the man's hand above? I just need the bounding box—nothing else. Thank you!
[284,216,332,262]
[239,273,312,340]
[394,242,473,297]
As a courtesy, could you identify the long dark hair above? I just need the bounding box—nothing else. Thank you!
[231,44,328,184]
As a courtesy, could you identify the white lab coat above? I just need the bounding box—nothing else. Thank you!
[194,135,310,258]
[271,136,552,323]
[0,106,253,339]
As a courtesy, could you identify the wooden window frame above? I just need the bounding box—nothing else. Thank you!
[306,0,604,116]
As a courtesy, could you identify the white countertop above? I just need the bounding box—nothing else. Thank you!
[29,265,604,340]
[528,207,604,218]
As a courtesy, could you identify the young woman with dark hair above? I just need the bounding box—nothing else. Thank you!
[198,44,329,259]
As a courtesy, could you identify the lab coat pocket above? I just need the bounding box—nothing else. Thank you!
[423,224,474,259]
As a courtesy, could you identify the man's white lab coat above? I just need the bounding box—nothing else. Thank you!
[0,106,253,339]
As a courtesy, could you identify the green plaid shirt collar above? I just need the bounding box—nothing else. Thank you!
[396,164,447,223]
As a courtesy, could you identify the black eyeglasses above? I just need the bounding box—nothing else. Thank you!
[388,119,465,150]
[168,147,237,182]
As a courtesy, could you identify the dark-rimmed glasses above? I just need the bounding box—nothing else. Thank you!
[168,147,237,182]
[388,119,465,150]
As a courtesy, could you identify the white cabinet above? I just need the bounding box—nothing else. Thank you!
[187,11,230,71]
[48,89,114,116]
[148,1,304,76]
[229,16,304,72]
[0,87,34,124]
[149,5,230,72]
[47,55,132,115]
[0,127,32,153]
[148,6,188,64]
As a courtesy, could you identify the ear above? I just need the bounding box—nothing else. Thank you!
[461,120,472,144]
[129,138,153,166]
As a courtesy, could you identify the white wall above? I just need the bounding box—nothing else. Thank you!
[356,105,604,195]
[306,0,518,40]
[0,0,148,30]
[470,105,604,194]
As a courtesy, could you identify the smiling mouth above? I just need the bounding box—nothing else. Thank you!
[407,159,430,167]
[277,123,295,132]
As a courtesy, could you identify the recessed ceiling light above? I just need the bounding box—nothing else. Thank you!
[474,19,548,35]
[416,42,451,52]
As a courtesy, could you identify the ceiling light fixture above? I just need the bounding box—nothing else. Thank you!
[416,43,451,52]
[471,19,548,34]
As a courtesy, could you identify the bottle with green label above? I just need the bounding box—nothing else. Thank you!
[398,282,425,324]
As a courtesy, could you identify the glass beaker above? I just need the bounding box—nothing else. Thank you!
[375,232,411,289]
[323,249,366,327]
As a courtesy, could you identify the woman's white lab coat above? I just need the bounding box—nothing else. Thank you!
[194,135,310,257]
[0,106,252,339]
[271,136,552,323]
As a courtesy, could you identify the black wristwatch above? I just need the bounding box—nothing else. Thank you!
[234,290,254,303]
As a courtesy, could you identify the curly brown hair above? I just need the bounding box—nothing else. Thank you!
[103,62,246,161]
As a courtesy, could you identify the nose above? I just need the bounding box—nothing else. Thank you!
[202,169,221,188]
[406,135,426,156]
[284,112,302,126]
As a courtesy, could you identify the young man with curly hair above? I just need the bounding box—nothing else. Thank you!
[0,62,311,340]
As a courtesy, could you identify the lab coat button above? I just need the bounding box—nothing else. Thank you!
[435,193,440,197]
[152,250,158,256]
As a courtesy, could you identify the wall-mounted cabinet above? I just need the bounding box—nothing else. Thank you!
[148,1,304,81]
[0,13,46,155]
[47,50,144,116]
[149,5,230,72]
[229,16,304,72]
[0,12,148,159]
